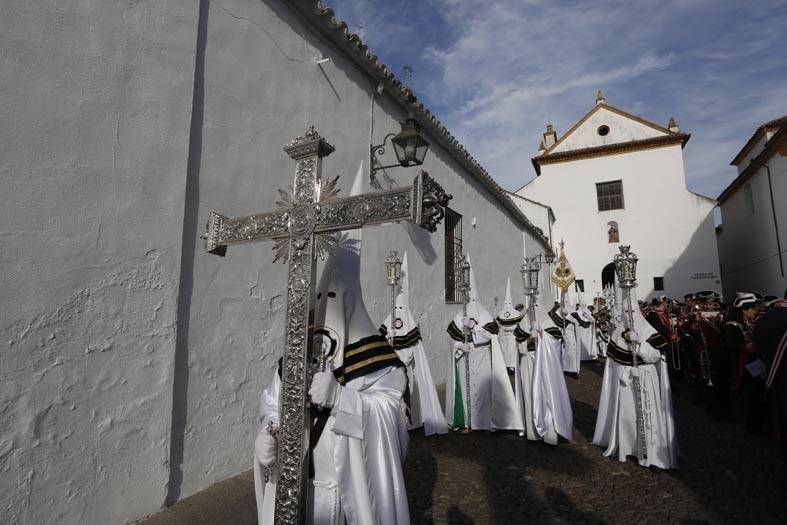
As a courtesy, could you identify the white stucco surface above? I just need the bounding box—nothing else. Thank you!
[509,193,554,245]
[0,1,549,523]
[0,2,199,524]
[520,141,721,300]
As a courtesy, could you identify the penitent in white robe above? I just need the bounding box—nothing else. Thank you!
[549,304,580,374]
[254,365,411,524]
[445,314,523,432]
[592,325,678,470]
[532,329,574,444]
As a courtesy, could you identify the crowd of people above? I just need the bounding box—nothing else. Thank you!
[593,287,787,487]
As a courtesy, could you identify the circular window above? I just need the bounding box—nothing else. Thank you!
[597,125,610,136]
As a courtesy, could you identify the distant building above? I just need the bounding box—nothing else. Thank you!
[716,115,787,298]
[514,92,721,300]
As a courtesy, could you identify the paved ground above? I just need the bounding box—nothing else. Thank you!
[141,360,787,524]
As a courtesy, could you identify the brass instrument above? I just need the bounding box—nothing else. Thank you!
[669,314,682,371]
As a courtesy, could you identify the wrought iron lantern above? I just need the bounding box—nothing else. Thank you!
[613,245,638,289]
[520,256,540,296]
[544,251,556,264]
[371,113,430,179]
[384,251,402,287]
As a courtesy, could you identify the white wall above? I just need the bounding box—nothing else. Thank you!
[520,144,721,300]
[551,105,664,153]
[0,2,198,524]
[509,193,553,246]
[718,151,787,297]
[0,1,548,523]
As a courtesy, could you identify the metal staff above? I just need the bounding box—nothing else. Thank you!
[384,251,402,347]
[613,245,648,462]
[521,256,540,337]
[458,256,472,431]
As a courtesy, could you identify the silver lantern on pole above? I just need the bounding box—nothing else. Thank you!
[613,245,638,290]
[457,255,472,431]
[384,251,403,346]
[521,255,541,331]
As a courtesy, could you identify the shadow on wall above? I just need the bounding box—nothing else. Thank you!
[657,210,721,301]
[372,167,438,266]
[167,0,209,505]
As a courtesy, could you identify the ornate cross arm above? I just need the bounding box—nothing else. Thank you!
[201,170,451,257]
[202,209,289,256]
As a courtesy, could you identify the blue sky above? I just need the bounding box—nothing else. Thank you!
[330,0,787,198]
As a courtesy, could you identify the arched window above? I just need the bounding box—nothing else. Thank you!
[607,221,619,243]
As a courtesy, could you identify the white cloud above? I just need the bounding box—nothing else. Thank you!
[330,0,787,195]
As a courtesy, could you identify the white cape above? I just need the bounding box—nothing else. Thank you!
[574,310,598,361]
[394,340,449,436]
[254,367,411,524]
[592,331,679,469]
[532,330,573,443]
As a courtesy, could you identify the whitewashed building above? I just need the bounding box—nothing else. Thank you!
[716,115,787,298]
[515,92,721,300]
[0,1,553,523]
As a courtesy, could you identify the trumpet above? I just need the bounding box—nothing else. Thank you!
[669,314,682,371]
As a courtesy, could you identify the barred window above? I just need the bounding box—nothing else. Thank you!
[444,208,463,303]
[596,180,624,211]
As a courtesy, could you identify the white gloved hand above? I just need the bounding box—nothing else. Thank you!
[255,424,278,467]
[309,371,341,408]
[462,317,475,329]
[623,329,641,344]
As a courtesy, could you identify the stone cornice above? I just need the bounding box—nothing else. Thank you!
[531,134,690,175]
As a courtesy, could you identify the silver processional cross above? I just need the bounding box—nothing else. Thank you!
[201,127,451,524]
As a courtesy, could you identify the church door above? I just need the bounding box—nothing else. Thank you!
[601,262,615,288]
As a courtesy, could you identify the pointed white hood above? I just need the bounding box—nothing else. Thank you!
[313,161,377,370]
[612,286,657,342]
[457,255,493,325]
[497,276,523,324]
[576,292,594,322]
[382,252,417,333]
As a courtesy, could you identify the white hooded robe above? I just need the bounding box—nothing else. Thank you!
[381,252,448,436]
[444,257,523,432]
[592,288,678,470]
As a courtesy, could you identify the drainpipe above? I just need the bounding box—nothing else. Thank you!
[760,161,784,276]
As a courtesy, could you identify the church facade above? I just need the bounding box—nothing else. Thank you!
[514,93,721,300]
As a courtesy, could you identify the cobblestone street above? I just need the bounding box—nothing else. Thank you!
[142,360,787,524]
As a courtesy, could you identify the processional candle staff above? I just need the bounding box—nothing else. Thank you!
[551,240,575,341]
[384,251,403,346]
[458,255,473,431]
[520,256,541,333]
[613,245,648,462]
